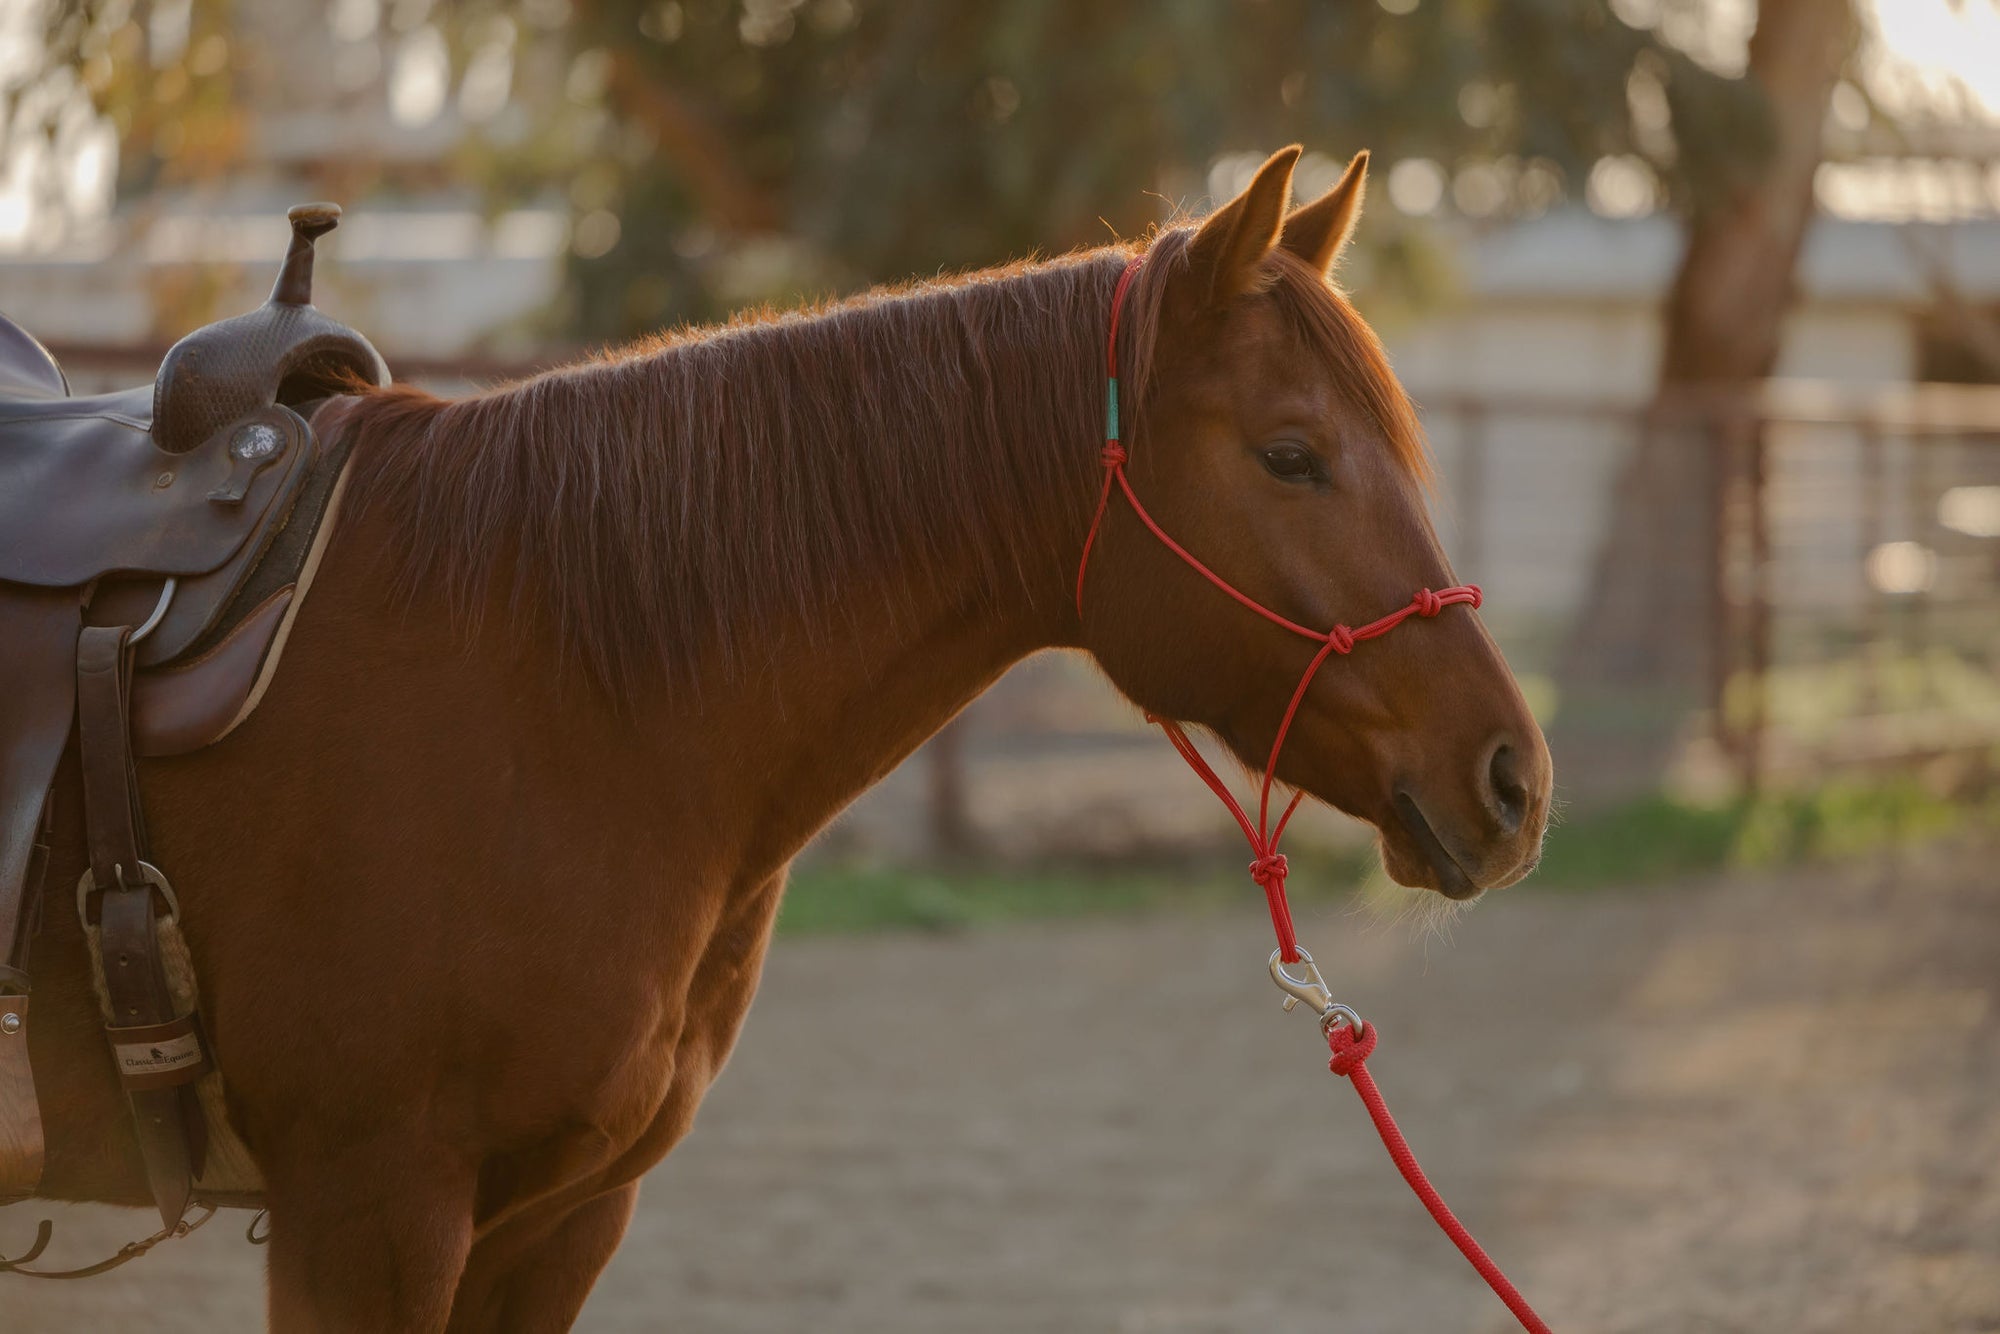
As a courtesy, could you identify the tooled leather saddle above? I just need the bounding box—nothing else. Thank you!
[0,205,386,1231]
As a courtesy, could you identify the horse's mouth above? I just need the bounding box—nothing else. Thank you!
[1391,791,1482,901]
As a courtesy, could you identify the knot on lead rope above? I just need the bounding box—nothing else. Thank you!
[1327,1019,1378,1076]
[1100,441,1128,467]
[1249,852,1289,889]
[1413,587,1444,617]
[1327,624,1356,655]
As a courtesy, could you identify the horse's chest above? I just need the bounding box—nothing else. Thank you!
[543,873,785,1177]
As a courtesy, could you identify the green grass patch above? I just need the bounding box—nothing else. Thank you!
[1529,797,1748,889]
[781,777,2000,935]
[1502,774,1997,891]
[776,863,1222,936]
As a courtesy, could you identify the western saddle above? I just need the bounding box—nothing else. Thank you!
[0,205,386,1240]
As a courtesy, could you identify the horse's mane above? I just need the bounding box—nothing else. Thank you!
[339,230,1425,694]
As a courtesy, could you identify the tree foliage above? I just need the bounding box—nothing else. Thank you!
[28,0,1774,338]
[10,0,241,220]
[532,0,1771,335]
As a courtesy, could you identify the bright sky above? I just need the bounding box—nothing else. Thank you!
[1611,0,2000,117]
[1863,0,2000,120]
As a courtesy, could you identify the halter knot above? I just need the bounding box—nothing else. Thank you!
[1248,852,1289,889]
[1413,587,1444,618]
[1100,441,1128,467]
[1327,624,1356,655]
[1326,1019,1377,1076]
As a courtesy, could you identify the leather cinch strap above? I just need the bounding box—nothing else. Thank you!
[75,625,208,1230]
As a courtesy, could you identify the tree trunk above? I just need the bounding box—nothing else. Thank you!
[1659,0,1859,386]
[1553,0,1857,802]
[927,714,977,860]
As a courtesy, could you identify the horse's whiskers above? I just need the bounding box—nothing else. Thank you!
[1348,865,1473,946]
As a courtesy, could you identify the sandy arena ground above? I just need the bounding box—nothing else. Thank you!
[6,842,1997,1332]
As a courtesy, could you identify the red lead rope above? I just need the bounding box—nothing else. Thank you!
[1330,1025,1554,1333]
[1079,256,1552,1333]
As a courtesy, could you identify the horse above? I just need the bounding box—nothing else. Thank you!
[14,145,1550,1330]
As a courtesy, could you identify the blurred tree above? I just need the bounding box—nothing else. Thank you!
[10,0,255,333]
[1556,0,1860,801]
[30,1,1779,334]
[456,0,1771,335]
[11,0,244,210]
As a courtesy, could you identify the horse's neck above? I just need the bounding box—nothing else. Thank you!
[647,317,1095,877]
[681,572,1051,875]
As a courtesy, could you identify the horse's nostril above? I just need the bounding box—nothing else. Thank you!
[1486,741,1529,835]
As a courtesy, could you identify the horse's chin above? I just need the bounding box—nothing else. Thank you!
[1234,725,1534,900]
[1383,792,1485,900]
[1374,791,1542,900]
[1264,776,1485,901]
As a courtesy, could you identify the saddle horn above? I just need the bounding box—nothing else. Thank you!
[270,202,341,306]
[151,202,390,454]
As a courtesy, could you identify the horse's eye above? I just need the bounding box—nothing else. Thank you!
[1258,442,1322,482]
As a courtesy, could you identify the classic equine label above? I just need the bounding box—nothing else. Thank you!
[113,1031,204,1075]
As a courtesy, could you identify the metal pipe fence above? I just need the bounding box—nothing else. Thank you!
[1423,381,2000,800]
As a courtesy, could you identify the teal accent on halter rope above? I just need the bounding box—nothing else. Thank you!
[1105,378,1120,441]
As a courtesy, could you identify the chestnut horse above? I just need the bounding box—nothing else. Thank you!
[16,147,1549,1329]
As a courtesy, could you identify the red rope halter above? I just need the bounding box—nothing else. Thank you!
[1075,256,1481,961]
[1078,255,1550,1334]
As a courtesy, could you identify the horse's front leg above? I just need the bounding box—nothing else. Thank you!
[441,1181,638,1334]
[442,869,787,1331]
[263,1128,477,1334]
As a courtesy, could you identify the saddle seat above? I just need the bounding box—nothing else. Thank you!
[0,202,385,740]
[0,383,308,592]
[0,378,331,755]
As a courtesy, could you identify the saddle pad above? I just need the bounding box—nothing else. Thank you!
[131,443,356,755]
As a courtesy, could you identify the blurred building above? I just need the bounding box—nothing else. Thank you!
[0,0,567,358]
[1404,212,2000,657]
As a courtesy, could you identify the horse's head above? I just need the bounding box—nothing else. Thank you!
[1080,147,1551,899]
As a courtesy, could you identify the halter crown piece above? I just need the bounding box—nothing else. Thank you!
[1074,255,1552,1334]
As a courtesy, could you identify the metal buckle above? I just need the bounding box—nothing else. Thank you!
[1268,946,1362,1036]
[76,862,179,924]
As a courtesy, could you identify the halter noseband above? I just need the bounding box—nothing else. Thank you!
[1074,255,1482,961]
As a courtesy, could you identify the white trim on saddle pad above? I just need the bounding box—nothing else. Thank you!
[214,455,355,745]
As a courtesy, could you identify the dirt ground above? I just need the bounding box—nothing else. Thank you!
[6,842,1997,1332]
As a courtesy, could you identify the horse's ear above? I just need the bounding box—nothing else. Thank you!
[1280,150,1368,276]
[1186,145,1300,308]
